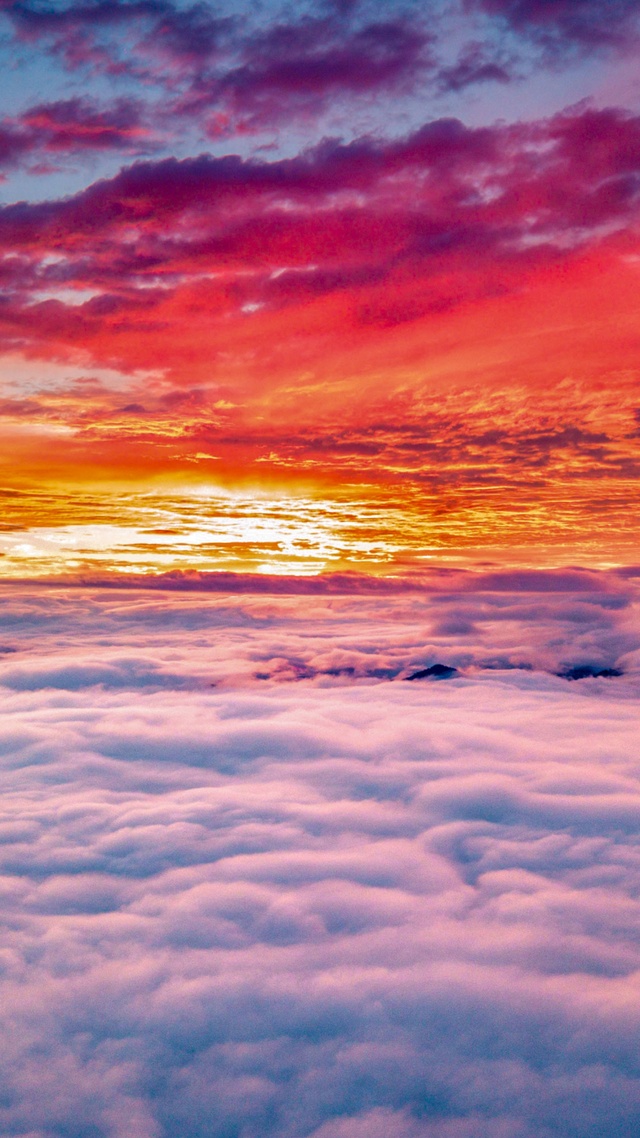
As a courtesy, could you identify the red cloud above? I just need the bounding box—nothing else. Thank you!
[0,106,637,275]
[0,102,639,521]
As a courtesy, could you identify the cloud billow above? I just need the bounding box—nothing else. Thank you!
[0,582,639,1136]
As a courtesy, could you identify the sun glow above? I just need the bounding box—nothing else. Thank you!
[1,476,638,580]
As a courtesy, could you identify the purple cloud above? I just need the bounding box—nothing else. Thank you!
[470,0,640,52]
[191,16,431,131]
[0,96,158,171]
[436,42,513,92]
[1,0,231,75]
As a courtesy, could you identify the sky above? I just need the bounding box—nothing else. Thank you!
[2,6,640,1138]
[1,0,639,576]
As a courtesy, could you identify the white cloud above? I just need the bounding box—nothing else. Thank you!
[0,579,638,1136]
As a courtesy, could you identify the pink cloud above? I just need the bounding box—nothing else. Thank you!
[0,581,638,1134]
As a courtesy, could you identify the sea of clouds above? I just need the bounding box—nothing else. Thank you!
[0,571,639,1138]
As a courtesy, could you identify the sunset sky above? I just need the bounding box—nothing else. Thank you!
[1,0,639,576]
[3,9,640,1137]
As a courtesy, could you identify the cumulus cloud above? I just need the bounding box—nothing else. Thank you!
[0,580,639,1134]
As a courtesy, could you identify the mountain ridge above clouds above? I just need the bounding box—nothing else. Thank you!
[0,570,638,693]
[14,564,639,594]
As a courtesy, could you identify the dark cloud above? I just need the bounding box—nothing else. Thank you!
[3,0,625,156]
[0,96,157,170]
[471,0,640,52]
[0,2,440,132]
[20,95,150,149]
[0,122,31,166]
[1,0,231,74]
[436,42,513,92]
[0,0,634,167]
[191,16,431,131]
[24,563,630,598]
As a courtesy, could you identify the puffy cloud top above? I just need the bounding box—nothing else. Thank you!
[0,581,639,1135]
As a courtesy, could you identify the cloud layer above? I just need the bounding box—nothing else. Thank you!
[0,580,639,1136]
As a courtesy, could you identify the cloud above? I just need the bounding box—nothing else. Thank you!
[0,14,638,562]
[0,582,639,1135]
[0,2,505,136]
[0,2,441,139]
[0,96,158,171]
[0,98,631,528]
[1,565,639,687]
[1,102,639,356]
[191,16,432,133]
[470,0,640,53]
[1,0,231,78]
[3,0,631,115]
[436,42,513,92]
